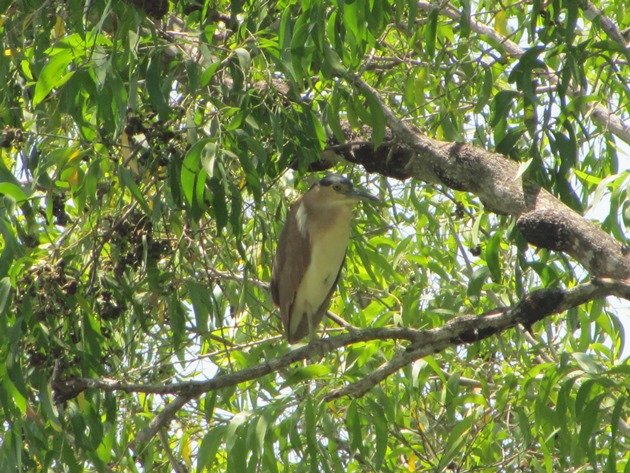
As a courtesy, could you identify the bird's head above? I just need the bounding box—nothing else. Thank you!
[311,174,379,207]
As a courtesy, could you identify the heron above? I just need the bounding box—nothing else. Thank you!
[271,174,379,343]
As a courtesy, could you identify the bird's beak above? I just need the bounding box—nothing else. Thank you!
[349,187,380,203]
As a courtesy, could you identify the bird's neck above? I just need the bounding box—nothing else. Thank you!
[304,201,353,234]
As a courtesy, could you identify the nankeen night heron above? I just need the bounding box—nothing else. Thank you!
[271,175,379,343]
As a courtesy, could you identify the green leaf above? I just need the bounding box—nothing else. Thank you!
[474,68,493,113]
[197,426,227,470]
[233,48,251,75]
[467,266,488,300]
[369,399,388,470]
[169,296,187,350]
[285,364,331,385]
[424,8,438,59]
[459,0,471,37]
[200,142,218,178]
[0,183,29,202]
[343,1,361,42]
[573,352,603,374]
[484,232,502,283]
[0,277,11,316]
[181,139,213,209]
[168,156,183,207]
[576,394,603,462]
[444,371,461,421]
[228,182,243,236]
[437,415,475,470]
[33,50,76,107]
[227,432,247,473]
[327,93,347,144]
[574,379,595,418]
[146,55,169,119]
[254,413,269,452]
[3,376,26,414]
[496,126,525,156]
[323,43,346,76]
[118,167,151,214]
[605,397,625,472]
[515,406,533,445]
[490,90,518,127]
[204,392,217,421]
[225,411,250,451]
[553,129,577,173]
[573,169,601,186]
[346,401,362,454]
[305,399,318,473]
[514,158,534,180]
[200,61,223,87]
[208,177,228,231]
[185,280,211,332]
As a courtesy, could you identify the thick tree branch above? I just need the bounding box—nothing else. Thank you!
[416,1,630,145]
[342,73,630,279]
[324,278,629,400]
[52,279,629,447]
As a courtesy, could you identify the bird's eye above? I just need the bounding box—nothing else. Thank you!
[332,184,342,192]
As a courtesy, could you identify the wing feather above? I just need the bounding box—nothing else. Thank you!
[271,199,311,339]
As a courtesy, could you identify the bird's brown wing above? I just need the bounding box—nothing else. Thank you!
[271,199,311,338]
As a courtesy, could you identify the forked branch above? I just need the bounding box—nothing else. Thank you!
[52,278,630,448]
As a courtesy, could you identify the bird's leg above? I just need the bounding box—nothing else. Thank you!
[307,313,329,362]
[307,311,319,344]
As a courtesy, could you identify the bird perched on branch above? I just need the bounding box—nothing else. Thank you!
[271,175,379,343]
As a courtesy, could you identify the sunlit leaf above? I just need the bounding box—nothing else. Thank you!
[33,50,76,107]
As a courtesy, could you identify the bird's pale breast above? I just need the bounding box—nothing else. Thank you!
[289,210,351,334]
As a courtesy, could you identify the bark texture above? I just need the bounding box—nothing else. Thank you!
[332,75,630,280]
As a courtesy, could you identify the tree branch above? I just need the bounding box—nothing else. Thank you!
[416,1,523,57]
[416,1,630,145]
[341,73,630,279]
[577,0,630,63]
[159,428,188,473]
[51,279,629,447]
[324,278,629,400]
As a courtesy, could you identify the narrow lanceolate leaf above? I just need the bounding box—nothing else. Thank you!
[197,426,227,470]
[1,2,628,472]
[118,167,150,214]
[485,232,502,283]
[367,90,386,148]
[424,7,438,58]
[33,50,76,107]
[305,399,318,473]
[0,183,29,202]
[576,395,603,462]
[0,277,11,316]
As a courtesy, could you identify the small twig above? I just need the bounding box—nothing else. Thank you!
[577,0,630,62]
[134,395,192,450]
[159,428,189,473]
[208,267,270,291]
[326,310,359,330]
[516,324,555,364]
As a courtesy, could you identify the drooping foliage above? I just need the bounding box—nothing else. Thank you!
[0,0,628,471]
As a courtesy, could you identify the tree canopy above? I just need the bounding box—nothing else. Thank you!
[0,0,629,471]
